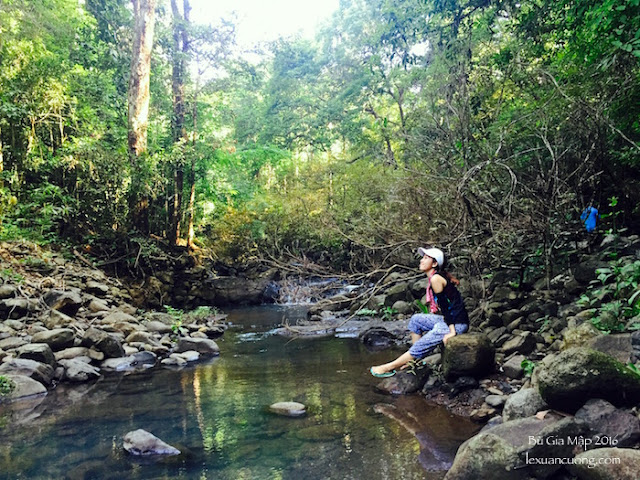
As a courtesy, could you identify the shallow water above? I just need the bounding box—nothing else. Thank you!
[0,306,478,480]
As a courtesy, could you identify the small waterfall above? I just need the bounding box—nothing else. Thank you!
[276,277,360,304]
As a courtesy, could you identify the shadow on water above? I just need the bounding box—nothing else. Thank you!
[0,305,479,480]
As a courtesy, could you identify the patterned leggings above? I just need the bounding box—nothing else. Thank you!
[407,314,469,359]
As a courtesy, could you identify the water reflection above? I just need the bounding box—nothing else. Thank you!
[0,306,478,479]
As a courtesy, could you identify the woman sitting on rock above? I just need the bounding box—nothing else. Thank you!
[370,247,469,377]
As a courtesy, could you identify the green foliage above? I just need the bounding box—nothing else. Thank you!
[163,305,187,337]
[0,0,639,272]
[380,306,398,321]
[415,299,429,314]
[627,362,640,379]
[521,359,536,378]
[578,259,640,333]
[0,268,24,284]
[0,376,15,396]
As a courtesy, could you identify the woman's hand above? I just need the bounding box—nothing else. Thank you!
[443,332,456,344]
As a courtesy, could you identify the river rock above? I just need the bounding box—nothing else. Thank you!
[0,359,54,386]
[101,311,138,325]
[535,347,640,413]
[485,395,506,408]
[87,298,109,313]
[574,399,640,447]
[43,290,83,316]
[145,321,173,334]
[198,325,225,339]
[59,359,101,382]
[502,388,549,422]
[0,298,40,318]
[175,350,200,362]
[175,337,219,356]
[125,331,161,346]
[561,322,601,350]
[442,334,495,380]
[0,285,17,299]
[383,282,411,306]
[0,374,47,403]
[123,429,180,456]
[375,366,430,395]
[588,333,633,364]
[360,327,399,349]
[445,415,587,480]
[101,351,157,372]
[45,309,74,329]
[16,343,56,368]
[81,327,125,358]
[500,332,536,356]
[86,280,109,297]
[0,336,28,350]
[567,448,640,480]
[501,354,525,379]
[269,401,306,417]
[54,347,91,361]
[574,260,607,284]
[31,328,75,351]
[161,354,188,366]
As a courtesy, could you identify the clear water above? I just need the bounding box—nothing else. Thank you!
[0,306,478,480]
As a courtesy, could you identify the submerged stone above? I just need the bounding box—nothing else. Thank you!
[123,429,180,456]
[269,401,306,417]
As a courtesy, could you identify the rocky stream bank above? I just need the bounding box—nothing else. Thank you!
[2,235,640,479]
[290,234,640,480]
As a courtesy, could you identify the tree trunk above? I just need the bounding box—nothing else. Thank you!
[128,0,156,233]
[187,80,198,248]
[169,0,190,245]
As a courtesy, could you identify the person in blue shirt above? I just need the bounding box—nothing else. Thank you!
[581,206,599,233]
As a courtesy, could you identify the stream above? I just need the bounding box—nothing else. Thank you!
[0,305,478,479]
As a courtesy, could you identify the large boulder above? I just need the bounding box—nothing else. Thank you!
[445,415,588,480]
[31,328,75,351]
[568,448,640,480]
[535,348,640,413]
[502,388,549,422]
[0,374,47,403]
[442,333,495,380]
[574,399,640,448]
[0,359,55,386]
[81,327,125,358]
[200,275,272,306]
[123,429,180,456]
[175,337,219,356]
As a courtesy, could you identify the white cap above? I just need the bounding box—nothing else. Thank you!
[418,247,445,268]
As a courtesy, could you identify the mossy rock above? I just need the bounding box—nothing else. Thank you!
[536,347,640,413]
[442,333,495,380]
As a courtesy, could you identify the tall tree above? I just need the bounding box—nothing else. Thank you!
[128,0,156,232]
[168,0,191,245]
